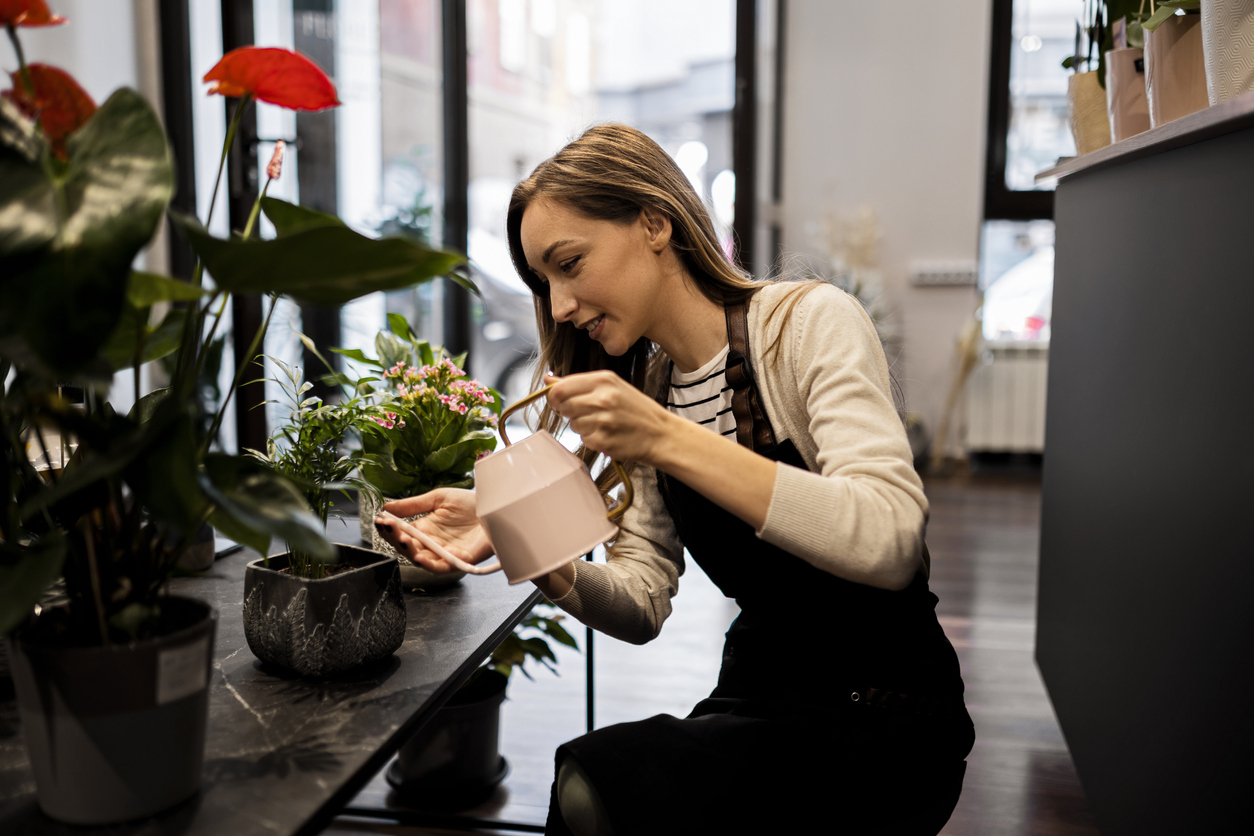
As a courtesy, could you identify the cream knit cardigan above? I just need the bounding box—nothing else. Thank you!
[549,281,929,645]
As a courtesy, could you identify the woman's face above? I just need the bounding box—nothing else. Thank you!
[519,198,670,357]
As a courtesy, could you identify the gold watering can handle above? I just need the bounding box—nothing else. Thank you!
[498,382,634,522]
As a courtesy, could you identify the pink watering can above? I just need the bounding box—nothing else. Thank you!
[399,383,632,584]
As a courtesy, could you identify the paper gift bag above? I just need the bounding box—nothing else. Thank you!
[1145,14,1209,128]
[1106,47,1150,142]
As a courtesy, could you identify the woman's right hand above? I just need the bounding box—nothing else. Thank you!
[376,489,494,574]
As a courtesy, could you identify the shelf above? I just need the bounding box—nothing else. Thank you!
[1035,89,1254,184]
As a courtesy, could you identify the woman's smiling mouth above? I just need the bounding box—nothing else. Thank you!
[580,315,605,340]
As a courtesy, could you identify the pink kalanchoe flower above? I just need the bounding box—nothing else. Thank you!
[266,139,285,180]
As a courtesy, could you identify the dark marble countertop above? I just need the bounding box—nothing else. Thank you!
[0,519,541,835]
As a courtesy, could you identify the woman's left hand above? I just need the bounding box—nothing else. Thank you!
[544,370,675,465]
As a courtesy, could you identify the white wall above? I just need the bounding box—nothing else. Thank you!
[780,0,992,457]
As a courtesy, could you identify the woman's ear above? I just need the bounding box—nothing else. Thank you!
[640,207,672,253]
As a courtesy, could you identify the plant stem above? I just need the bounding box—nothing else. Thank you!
[31,422,58,484]
[133,313,145,411]
[203,94,253,251]
[203,294,279,456]
[5,24,33,97]
[242,178,272,241]
[79,519,110,646]
[188,291,229,398]
[173,95,252,402]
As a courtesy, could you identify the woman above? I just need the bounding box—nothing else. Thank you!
[376,124,974,835]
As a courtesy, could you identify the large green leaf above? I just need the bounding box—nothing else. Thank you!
[123,405,207,532]
[19,415,157,522]
[358,451,418,497]
[0,94,42,164]
[387,312,415,341]
[259,197,346,237]
[0,89,174,375]
[126,271,206,307]
[170,210,474,306]
[128,387,172,423]
[374,331,409,372]
[99,303,187,372]
[0,98,53,257]
[0,533,67,636]
[423,432,496,473]
[1143,1,1199,31]
[329,347,382,368]
[201,455,334,561]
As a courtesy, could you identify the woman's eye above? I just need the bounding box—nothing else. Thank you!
[559,255,581,273]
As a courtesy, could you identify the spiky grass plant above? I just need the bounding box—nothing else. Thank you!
[246,353,370,578]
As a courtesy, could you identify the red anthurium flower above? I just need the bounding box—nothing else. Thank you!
[204,47,339,112]
[2,63,96,159]
[0,0,66,27]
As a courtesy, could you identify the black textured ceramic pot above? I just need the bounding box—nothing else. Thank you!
[7,596,217,825]
[242,543,405,677]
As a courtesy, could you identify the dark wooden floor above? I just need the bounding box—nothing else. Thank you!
[330,473,1100,835]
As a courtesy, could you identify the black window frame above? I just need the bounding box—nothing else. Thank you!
[984,0,1054,222]
[188,0,761,450]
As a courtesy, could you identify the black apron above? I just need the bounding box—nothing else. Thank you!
[546,302,974,835]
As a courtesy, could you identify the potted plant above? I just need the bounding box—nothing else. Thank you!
[1060,2,1177,149]
[328,314,502,589]
[241,354,406,677]
[388,601,578,807]
[0,3,467,823]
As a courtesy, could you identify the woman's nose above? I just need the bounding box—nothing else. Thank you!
[549,283,577,323]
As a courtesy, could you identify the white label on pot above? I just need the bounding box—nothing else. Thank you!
[157,636,210,705]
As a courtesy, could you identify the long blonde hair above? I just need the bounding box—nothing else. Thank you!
[505,123,815,492]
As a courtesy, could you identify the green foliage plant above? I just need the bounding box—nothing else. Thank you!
[329,314,502,500]
[0,21,470,645]
[246,353,371,579]
[330,316,571,693]
[1141,0,1199,32]
[469,601,578,692]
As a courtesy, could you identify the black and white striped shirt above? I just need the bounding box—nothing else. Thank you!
[667,343,736,440]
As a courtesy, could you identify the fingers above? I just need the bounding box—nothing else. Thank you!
[375,513,456,573]
[383,491,440,517]
[397,532,455,573]
[545,370,626,418]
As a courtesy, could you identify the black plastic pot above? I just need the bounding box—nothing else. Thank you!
[387,668,509,808]
[242,543,405,677]
[7,596,217,825]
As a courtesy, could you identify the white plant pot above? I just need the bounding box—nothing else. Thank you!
[1145,14,1210,127]
[1202,0,1254,105]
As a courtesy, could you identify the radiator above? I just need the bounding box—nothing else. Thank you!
[964,342,1049,453]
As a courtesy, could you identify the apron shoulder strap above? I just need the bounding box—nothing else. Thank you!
[723,300,777,452]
